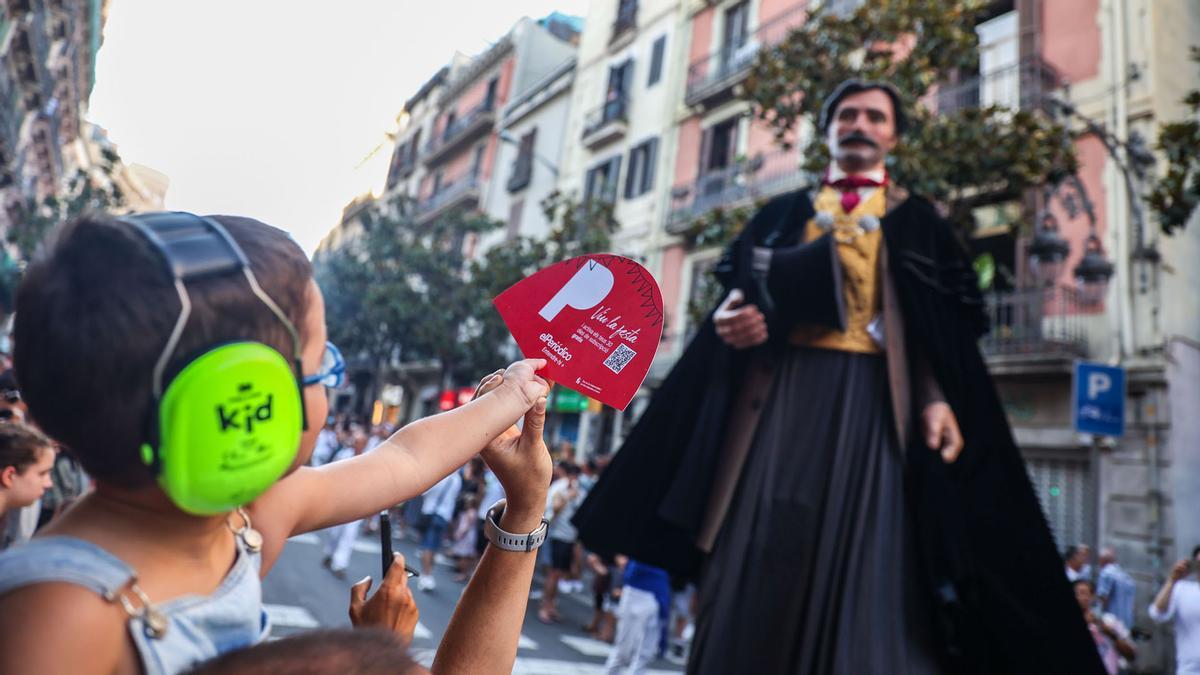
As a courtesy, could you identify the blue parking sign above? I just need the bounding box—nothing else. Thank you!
[1073,362,1125,437]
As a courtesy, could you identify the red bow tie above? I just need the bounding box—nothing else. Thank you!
[825,174,885,213]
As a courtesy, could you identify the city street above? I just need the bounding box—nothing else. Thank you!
[264,527,685,674]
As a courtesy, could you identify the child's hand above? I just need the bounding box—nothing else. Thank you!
[498,359,550,408]
[349,553,419,643]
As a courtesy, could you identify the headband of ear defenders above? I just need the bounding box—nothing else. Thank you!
[119,212,306,514]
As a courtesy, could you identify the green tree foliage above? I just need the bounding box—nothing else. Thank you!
[1147,47,1200,235]
[313,191,615,394]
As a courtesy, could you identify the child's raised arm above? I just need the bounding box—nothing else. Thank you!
[253,359,547,553]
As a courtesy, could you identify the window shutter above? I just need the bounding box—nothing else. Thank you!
[698,127,713,176]
[624,146,639,199]
[642,138,658,194]
[605,155,622,203]
[648,36,666,86]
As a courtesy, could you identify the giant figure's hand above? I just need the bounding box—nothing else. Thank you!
[922,402,963,463]
[714,289,768,349]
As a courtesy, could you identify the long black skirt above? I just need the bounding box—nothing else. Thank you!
[688,347,942,675]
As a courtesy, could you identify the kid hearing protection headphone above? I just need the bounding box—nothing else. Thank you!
[119,212,305,515]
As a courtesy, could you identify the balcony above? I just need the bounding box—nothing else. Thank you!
[610,1,637,46]
[685,7,806,109]
[423,102,496,167]
[666,149,804,234]
[932,57,1063,116]
[415,174,482,224]
[581,96,628,150]
[980,286,1089,368]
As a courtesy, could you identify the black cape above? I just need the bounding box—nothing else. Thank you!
[573,189,1104,674]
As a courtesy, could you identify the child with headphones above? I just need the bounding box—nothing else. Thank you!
[0,213,552,675]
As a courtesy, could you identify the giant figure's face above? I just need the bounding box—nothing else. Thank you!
[826,88,899,173]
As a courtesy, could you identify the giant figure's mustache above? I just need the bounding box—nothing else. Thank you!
[837,131,879,149]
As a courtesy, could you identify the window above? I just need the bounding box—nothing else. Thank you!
[698,116,740,175]
[585,156,622,204]
[507,199,525,240]
[442,112,457,140]
[432,170,444,195]
[825,0,865,16]
[615,0,637,31]
[722,2,750,56]
[603,60,634,123]
[976,10,1019,109]
[648,36,666,87]
[507,128,537,192]
[624,137,658,198]
[485,77,499,110]
[471,144,486,179]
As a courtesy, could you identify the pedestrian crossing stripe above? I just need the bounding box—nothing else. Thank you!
[558,635,613,658]
[288,532,381,554]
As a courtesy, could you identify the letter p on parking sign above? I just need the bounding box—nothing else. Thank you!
[1073,362,1125,437]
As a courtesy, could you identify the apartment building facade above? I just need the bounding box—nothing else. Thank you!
[0,0,108,236]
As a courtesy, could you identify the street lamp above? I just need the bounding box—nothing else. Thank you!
[1028,212,1070,287]
[1074,234,1115,306]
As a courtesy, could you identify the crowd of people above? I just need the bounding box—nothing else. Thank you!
[1063,542,1200,674]
[315,418,702,673]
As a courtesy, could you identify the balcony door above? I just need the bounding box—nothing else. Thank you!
[721,1,751,74]
[605,60,634,122]
[696,116,741,205]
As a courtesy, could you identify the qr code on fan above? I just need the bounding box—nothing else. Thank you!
[604,343,637,374]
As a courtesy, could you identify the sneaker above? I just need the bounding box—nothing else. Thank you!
[418,576,436,592]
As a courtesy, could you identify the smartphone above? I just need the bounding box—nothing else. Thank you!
[379,510,419,578]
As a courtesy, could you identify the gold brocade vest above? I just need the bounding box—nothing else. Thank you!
[789,185,886,354]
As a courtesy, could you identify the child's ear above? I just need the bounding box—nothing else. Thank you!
[0,466,15,489]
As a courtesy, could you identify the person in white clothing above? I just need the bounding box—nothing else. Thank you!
[418,468,463,591]
[310,419,341,467]
[321,427,370,579]
[1149,545,1200,675]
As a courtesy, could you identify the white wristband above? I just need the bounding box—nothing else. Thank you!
[483,499,549,553]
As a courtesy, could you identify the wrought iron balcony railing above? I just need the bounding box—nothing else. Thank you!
[932,57,1063,116]
[667,149,804,232]
[979,285,1089,359]
[581,94,629,147]
[423,101,495,164]
[685,6,806,108]
[416,174,482,222]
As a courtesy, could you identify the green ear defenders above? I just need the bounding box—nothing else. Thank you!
[120,212,305,515]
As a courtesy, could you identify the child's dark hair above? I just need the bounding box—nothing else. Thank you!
[13,214,313,488]
[184,628,420,675]
[0,423,53,472]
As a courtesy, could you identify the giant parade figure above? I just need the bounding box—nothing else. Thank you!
[573,80,1105,674]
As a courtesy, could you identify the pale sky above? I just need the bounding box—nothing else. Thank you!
[89,0,590,255]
